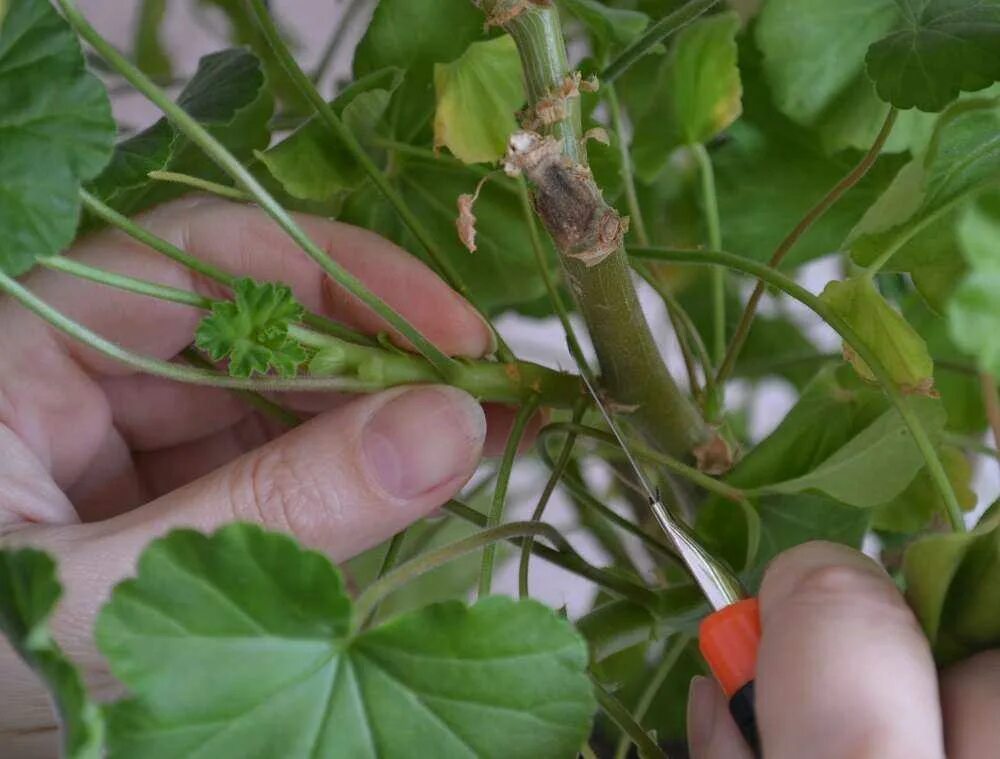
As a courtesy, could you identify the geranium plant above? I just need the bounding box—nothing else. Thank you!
[1,0,999,756]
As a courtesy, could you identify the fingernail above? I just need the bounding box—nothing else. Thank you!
[363,387,486,499]
[687,676,718,757]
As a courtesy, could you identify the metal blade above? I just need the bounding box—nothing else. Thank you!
[578,370,659,502]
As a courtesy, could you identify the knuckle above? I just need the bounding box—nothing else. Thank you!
[227,446,340,537]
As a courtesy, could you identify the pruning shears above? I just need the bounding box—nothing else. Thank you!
[578,372,762,756]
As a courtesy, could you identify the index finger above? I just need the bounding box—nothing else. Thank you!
[755,541,944,759]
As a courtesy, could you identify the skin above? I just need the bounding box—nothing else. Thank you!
[0,201,995,757]
[687,541,1000,759]
[0,198,538,755]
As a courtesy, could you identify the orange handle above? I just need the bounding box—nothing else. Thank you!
[698,597,761,697]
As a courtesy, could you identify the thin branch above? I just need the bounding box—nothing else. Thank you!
[147,170,254,202]
[981,372,1000,474]
[591,675,669,759]
[691,144,726,367]
[715,107,898,386]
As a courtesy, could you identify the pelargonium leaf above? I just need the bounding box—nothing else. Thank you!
[0,0,114,274]
[632,11,742,182]
[433,36,525,164]
[0,548,104,759]
[85,48,273,223]
[820,276,937,396]
[195,278,307,378]
[849,98,1000,278]
[873,445,977,533]
[755,0,936,153]
[98,524,595,759]
[258,67,403,202]
[866,0,1000,112]
[904,514,1000,664]
[561,0,649,55]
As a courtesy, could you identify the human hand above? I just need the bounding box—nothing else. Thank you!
[686,541,999,759]
[0,197,534,754]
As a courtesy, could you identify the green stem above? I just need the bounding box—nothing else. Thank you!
[519,399,588,599]
[443,501,660,608]
[362,529,409,627]
[981,372,1000,473]
[543,422,745,503]
[311,0,370,82]
[487,0,711,461]
[612,634,691,759]
[180,348,302,427]
[80,189,374,346]
[352,520,578,631]
[246,1,465,297]
[147,170,253,202]
[479,397,541,597]
[591,675,669,759]
[294,326,582,406]
[632,246,966,531]
[601,0,720,84]
[0,268,375,393]
[60,0,455,375]
[716,107,898,385]
[692,144,726,367]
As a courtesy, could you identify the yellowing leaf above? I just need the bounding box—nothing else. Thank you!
[434,35,525,164]
[820,276,936,395]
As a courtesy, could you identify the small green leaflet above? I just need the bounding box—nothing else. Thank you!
[820,276,937,395]
[762,396,946,507]
[258,67,403,202]
[98,524,595,759]
[434,36,525,164]
[195,279,307,378]
[0,548,104,759]
[904,514,1000,664]
[947,191,1000,375]
[632,11,742,182]
[866,0,1000,112]
[85,48,273,223]
[0,0,114,275]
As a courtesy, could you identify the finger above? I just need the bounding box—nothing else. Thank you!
[1,198,491,485]
[755,541,944,759]
[940,650,1000,758]
[687,676,754,759]
[11,386,486,648]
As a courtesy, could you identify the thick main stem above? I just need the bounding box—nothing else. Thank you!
[484,1,712,462]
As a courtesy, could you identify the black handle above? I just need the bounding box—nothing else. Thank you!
[728,680,760,757]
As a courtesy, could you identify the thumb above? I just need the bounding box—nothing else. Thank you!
[17,386,486,652]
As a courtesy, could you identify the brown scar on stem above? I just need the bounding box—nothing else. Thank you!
[582,127,610,146]
[519,72,596,131]
[693,432,734,476]
[503,130,628,268]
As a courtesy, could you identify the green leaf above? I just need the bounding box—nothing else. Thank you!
[561,0,649,54]
[434,36,525,164]
[258,68,403,202]
[947,190,1000,374]
[866,0,1000,112]
[133,0,172,82]
[819,275,937,394]
[764,395,946,507]
[0,548,104,759]
[339,160,557,315]
[632,12,742,182]
[904,515,1000,664]
[353,0,486,138]
[86,48,273,222]
[755,0,937,153]
[195,278,307,378]
[707,38,908,264]
[99,524,595,759]
[0,0,114,274]
[873,444,976,533]
[849,97,1000,271]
